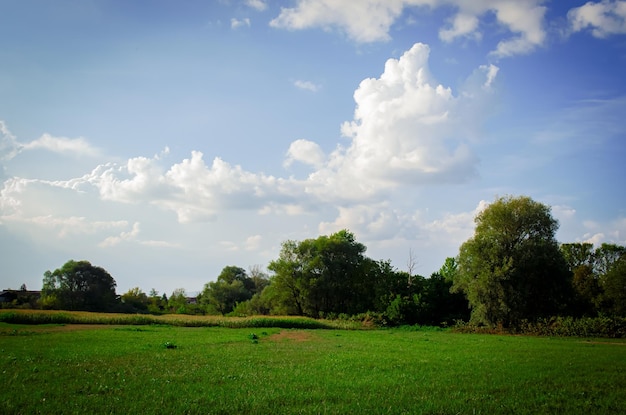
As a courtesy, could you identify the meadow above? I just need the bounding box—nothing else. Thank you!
[1,315,625,414]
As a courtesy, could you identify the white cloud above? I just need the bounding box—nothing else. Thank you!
[1,42,497,238]
[319,203,406,240]
[22,133,100,157]
[245,234,262,251]
[568,0,626,37]
[85,157,168,206]
[439,13,480,42]
[1,210,129,238]
[584,232,606,246]
[293,79,320,92]
[580,217,626,246]
[269,0,548,56]
[100,222,140,247]
[79,151,302,224]
[284,139,325,168]
[99,221,177,248]
[552,205,576,221]
[258,203,307,216]
[246,0,267,11]
[489,1,547,57]
[0,121,21,161]
[422,200,489,244]
[231,17,251,29]
[301,43,493,202]
[482,64,499,89]
[219,234,263,252]
[270,0,405,43]
[0,122,100,161]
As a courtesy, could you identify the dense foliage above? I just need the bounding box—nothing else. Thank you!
[198,266,268,315]
[256,229,468,325]
[40,260,118,312]
[452,196,572,327]
[561,242,626,317]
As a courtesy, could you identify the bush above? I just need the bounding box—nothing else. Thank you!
[453,316,626,338]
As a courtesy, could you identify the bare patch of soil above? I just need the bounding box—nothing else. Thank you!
[268,330,316,342]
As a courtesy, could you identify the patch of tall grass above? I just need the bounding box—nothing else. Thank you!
[0,310,361,329]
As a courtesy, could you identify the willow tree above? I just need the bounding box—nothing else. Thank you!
[452,196,571,327]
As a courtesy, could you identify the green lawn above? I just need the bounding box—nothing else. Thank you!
[1,323,625,414]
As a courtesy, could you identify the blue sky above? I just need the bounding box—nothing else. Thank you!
[1,0,625,296]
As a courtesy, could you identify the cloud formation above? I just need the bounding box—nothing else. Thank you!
[284,139,325,169]
[300,43,492,203]
[293,80,320,92]
[0,121,101,161]
[270,0,548,56]
[568,0,626,37]
[0,121,20,161]
[270,0,405,43]
[246,0,267,12]
[22,134,101,157]
[1,42,497,232]
[231,17,251,29]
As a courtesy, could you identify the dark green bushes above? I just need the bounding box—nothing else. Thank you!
[454,316,626,338]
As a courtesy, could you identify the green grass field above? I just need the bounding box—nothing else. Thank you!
[1,322,625,414]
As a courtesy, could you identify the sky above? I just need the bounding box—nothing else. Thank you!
[1,0,626,296]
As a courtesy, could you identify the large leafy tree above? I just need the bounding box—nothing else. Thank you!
[267,230,379,317]
[41,260,118,311]
[200,266,260,315]
[168,288,189,313]
[452,196,571,327]
[121,287,149,312]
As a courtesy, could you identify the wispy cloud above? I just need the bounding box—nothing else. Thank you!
[231,17,251,29]
[0,121,21,161]
[0,121,101,161]
[100,222,140,247]
[22,134,101,157]
[245,0,267,12]
[293,79,320,92]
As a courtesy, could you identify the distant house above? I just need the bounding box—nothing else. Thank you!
[186,296,198,305]
[0,291,16,303]
[0,290,41,305]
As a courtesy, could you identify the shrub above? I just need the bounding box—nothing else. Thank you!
[453,316,626,338]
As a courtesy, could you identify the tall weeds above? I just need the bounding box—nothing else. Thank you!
[0,310,351,329]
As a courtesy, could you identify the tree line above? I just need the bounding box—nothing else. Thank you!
[6,195,624,327]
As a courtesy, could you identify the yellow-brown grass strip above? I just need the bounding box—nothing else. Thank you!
[0,309,363,329]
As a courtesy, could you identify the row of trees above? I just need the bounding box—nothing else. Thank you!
[31,195,626,327]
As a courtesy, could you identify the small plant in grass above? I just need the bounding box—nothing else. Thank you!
[248,333,259,343]
[162,341,177,349]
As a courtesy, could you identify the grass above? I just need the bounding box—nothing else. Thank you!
[0,309,362,329]
[1,322,625,414]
